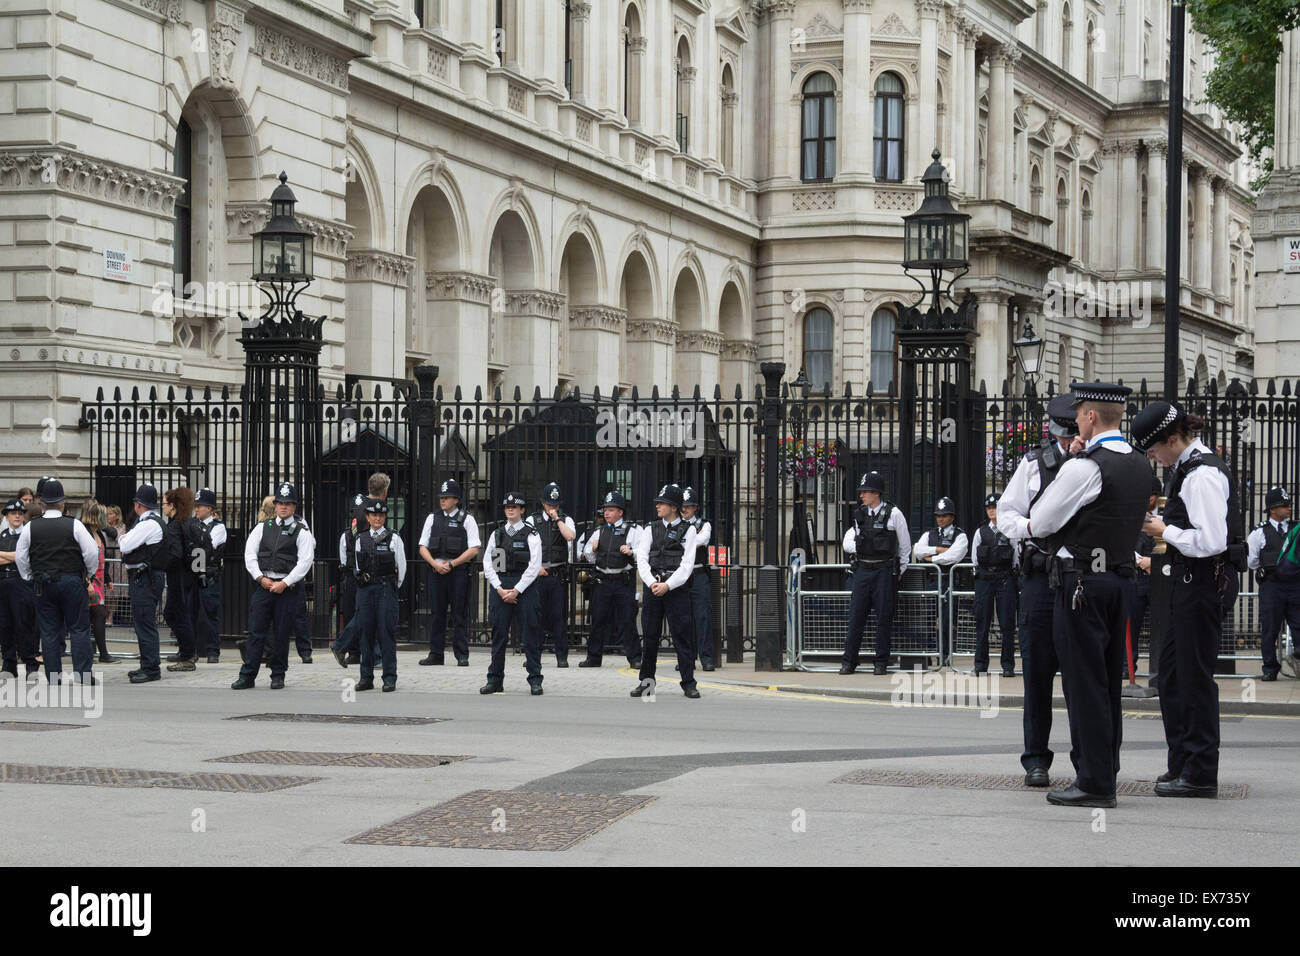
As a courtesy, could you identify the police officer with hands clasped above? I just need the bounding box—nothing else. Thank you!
[419,479,480,666]
[1248,485,1300,681]
[349,497,406,692]
[971,493,1018,678]
[1026,383,1151,808]
[997,393,1078,787]
[631,483,700,699]
[913,495,968,665]
[233,482,316,690]
[580,491,642,669]
[841,471,911,676]
[116,483,168,684]
[192,488,226,664]
[529,482,576,667]
[1132,400,1244,799]
[481,492,543,695]
[0,497,39,677]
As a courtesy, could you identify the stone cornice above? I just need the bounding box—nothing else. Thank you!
[721,337,759,361]
[0,150,185,215]
[251,22,350,91]
[120,0,183,22]
[425,270,496,303]
[224,201,354,259]
[347,249,416,285]
[677,330,724,353]
[506,290,567,319]
[627,318,678,345]
[569,305,628,332]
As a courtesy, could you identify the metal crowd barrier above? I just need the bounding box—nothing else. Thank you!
[790,562,942,671]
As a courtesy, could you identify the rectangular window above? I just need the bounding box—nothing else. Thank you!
[173,117,192,296]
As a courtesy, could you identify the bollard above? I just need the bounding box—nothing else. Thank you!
[755,565,783,670]
[726,565,745,663]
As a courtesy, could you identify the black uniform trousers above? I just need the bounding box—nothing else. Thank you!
[689,568,714,666]
[638,579,696,689]
[587,571,639,664]
[1157,561,1222,785]
[1258,575,1300,677]
[842,564,895,669]
[356,578,398,684]
[36,574,94,680]
[193,574,222,658]
[535,568,569,662]
[427,564,470,662]
[0,574,39,673]
[164,568,198,659]
[293,578,312,659]
[1018,569,1059,772]
[1052,569,1127,796]
[487,572,541,685]
[130,568,165,678]
[240,583,298,681]
[1125,574,1151,671]
[973,570,1018,672]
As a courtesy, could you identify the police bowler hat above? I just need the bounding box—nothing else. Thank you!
[132,483,157,509]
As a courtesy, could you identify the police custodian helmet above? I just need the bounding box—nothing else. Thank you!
[933,497,956,516]
[598,490,628,512]
[857,471,885,493]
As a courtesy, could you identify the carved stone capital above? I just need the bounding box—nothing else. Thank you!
[721,338,759,362]
[506,289,567,319]
[347,249,416,285]
[760,0,798,22]
[425,270,496,304]
[843,0,873,13]
[569,305,628,332]
[915,0,945,20]
[627,318,678,345]
[677,330,725,354]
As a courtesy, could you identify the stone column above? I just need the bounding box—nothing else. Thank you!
[424,271,495,388]
[572,1,591,103]
[951,21,968,192]
[1145,138,1166,270]
[975,292,1009,395]
[1279,30,1299,168]
[626,318,678,392]
[569,306,627,394]
[987,47,1008,200]
[502,290,566,396]
[840,0,874,179]
[965,30,980,193]
[1195,167,1212,291]
[628,35,647,127]
[346,251,415,380]
[765,0,796,183]
[1003,46,1020,202]
[721,338,758,399]
[1211,176,1228,296]
[917,0,940,180]
[1179,159,1190,283]
[675,331,723,398]
[1118,140,1139,269]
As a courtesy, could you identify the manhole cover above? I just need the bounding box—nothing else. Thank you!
[345,789,657,851]
[832,768,1248,799]
[228,713,450,725]
[0,721,87,731]
[208,751,473,768]
[0,763,320,792]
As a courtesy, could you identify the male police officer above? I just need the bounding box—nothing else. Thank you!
[233,483,315,690]
[971,493,1018,677]
[1028,383,1150,808]
[841,472,911,676]
[481,491,543,695]
[913,496,968,664]
[117,484,167,684]
[1248,486,1299,681]
[419,479,480,666]
[350,498,406,692]
[0,498,40,676]
[680,486,716,671]
[191,488,226,663]
[581,491,642,668]
[631,484,700,699]
[998,393,1078,786]
[529,483,576,667]
[14,480,99,683]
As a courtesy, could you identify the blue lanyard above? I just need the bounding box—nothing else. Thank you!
[1092,435,1125,446]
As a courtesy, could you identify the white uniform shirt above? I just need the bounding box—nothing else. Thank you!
[418,508,482,553]
[244,516,316,587]
[842,503,912,571]
[339,527,407,587]
[686,517,712,566]
[582,518,638,567]
[913,525,969,565]
[1028,429,1138,557]
[116,509,165,569]
[1161,439,1230,559]
[635,517,698,591]
[15,510,100,581]
[483,520,542,593]
[997,438,1073,541]
[527,511,576,565]
[198,515,227,550]
[1247,517,1290,570]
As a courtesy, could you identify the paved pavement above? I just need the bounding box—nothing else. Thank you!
[1,648,1296,866]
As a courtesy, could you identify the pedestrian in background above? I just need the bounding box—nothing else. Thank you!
[79,498,119,664]
[162,487,200,671]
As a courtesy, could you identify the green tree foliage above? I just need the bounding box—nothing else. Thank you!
[1187,0,1300,187]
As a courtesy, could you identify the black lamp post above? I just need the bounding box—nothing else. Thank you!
[1012,315,1046,391]
[901,150,972,323]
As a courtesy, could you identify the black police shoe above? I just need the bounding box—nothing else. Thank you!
[230,677,254,690]
[479,682,504,695]
[1046,785,1116,808]
[129,671,160,684]
[872,663,889,676]
[300,655,313,664]
[1156,771,1179,784]
[529,682,544,696]
[382,680,396,693]
[1001,668,1016,678]
[1154,777,1217,798]
[838,664,856,675]
[629,679,655,698]
[419,654,443,666]
[165,652,186,663]
[456,658,469,667]
[270,677,285,690]
[206,654,220,664]
[331,644,346,668]
[1025,768,1050,787]
[97,654,120,664]
[702,663,715,671]
[1261,671,1278,682]
[578,659,601,667]
[556,659,569,668]
[629,657,643,670]
[355,678,374,692]
[683,686,701,699]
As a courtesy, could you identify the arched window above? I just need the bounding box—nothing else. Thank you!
[870,308,896,393]
[1056,179,1069,253]
[721,63,736,172]
[173,116,192,295]
[623,6,642,125]
[1082,348,1094,382]
[1062,3,1073,73]
[1030,163,1042,217]
[800,72,836,182]
[1080,189,1092,262]
[873,72,905,182]
[1086,19,1097,86]
[803,308,834,393]
[675,35,691,153]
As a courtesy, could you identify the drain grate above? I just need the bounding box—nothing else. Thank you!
[208,751,472,768]
[0,763,320,792]
[228,713,450,725]
[0,721,87,732]
[832,768,1248,799]
[345,789,657,851]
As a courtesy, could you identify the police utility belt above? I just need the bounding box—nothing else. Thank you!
[651,568,675,583]
[197,563,221,588]
[594,564,635,579]
[259,572,298,590]
[851,557,894,570]
[356,570,397,587]
[1047,555,1134,588]
[974,565,1015,580]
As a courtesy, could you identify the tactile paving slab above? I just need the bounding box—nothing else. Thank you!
[831,768,1248,799]
[228,713,450,725]
[208,751,472,768]
[0,763,320,792]
[344,789,657,851]
[0,721,87,731]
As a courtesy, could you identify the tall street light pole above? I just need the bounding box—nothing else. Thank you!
[1164,0,1186,402]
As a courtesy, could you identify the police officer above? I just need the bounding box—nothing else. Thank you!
[116,484,167,684]
[529,482,576,667]
[0,498,40,677]
[680,486,716,671]
[1126,474,1162,678]
[631,484,700,699]
[997,392,1078,786]
[1028,383,1151,808]
[481,491,543,695]
[419,479,480,666]
[191,488,226,663]
[1248,486,1298,682]
[913,496,968,664]
[581,491,642,669]
[233,482,316,690]
[971,493,1018,677]
[1133,401,1242,798]
[331,491,376,667]
[14,481,99,683]
[841,472,912,676]
[350,498,406,692]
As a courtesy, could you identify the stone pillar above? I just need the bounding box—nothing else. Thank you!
[1179,159,1190,284]
[502,290,565,396]
[975,292,1009,395]
[1195,167,1212,291]
[628,35,647,127]
[1211,176,1228,296]
[721,338,758,399]
[424,271,495,389]
[1279,30,1299,169]
[765,0,796,183]
[988,49,1007,200]
[458,0,492,101]
[568,306,626,394]
[917,0,940,180]
[1003,47,1020,202]
[675,331,723,398]
[840,0,874,179]
[951,21,968,193]
[346,251,415,380]
[1118,140,1139,269]
[965,31,980,194]
[626,318,677,392]
[572,1,591,103]
[1145,138,1166,271]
